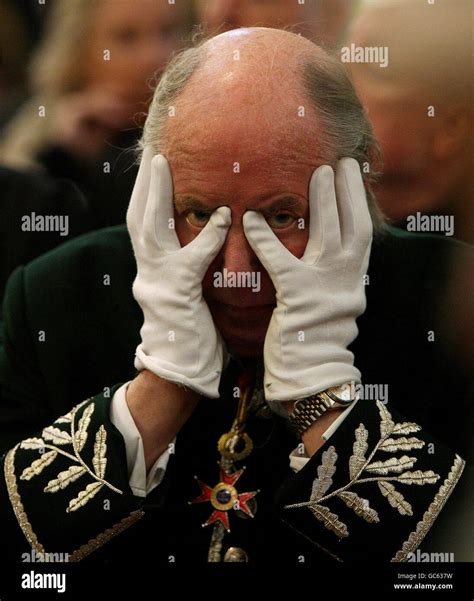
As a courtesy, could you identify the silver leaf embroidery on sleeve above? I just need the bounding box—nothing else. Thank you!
[285,401,440,537]
[19,400,122,513]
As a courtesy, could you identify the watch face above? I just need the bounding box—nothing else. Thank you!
[327,384,356,404]
[337,396,355,406]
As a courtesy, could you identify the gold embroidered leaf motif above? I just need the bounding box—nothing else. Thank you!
[42,426,72,446]
[285,399,440,536]
[398,470,440,485]
[379,437,425,453]
[54,413,72,424]
[391,422,421,436]
[19,438,45,450]
[66,481,103,513]
[365,455,416,475]
[376,401,394,437]
[378,482,413,516]
[66,398,89,418]
[311,445,337,502]
[310,505,349,538]
[337,491,380,523]
[349,424,368,479]
[20,450,57,481]
[44,465,86,493]
[75,403,95,451]
[93,425,107,479]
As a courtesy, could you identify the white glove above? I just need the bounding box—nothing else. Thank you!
[127,146,231,398]
[243,158,372,402]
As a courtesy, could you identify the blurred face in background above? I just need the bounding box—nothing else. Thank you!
[350,71,439,220]
[82,0,190,107]
[348,2,472,223]
[196,0,352,45]
[196,0,308,30]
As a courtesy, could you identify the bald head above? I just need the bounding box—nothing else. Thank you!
[175,27,320,112]
[163,28,327,183]
[146,27,379,224]
[143,27,378,171]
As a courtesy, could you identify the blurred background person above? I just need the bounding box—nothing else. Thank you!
[0,0,194,227]
[348,0,473,375]
[196,0,356,46]
[347,0,473,244]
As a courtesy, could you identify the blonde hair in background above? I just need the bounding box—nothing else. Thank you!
[31,0,100,97]
[0,0,99,169]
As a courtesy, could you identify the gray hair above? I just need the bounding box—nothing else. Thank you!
[139,35,386,232]
[140,40,205,154]
[301,54,385,231]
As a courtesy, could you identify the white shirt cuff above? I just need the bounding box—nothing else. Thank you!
[289,400,358,473]
[110,382,356,490]
[110,382,174,498]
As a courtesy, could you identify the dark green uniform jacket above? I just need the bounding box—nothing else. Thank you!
[0,226,472,564]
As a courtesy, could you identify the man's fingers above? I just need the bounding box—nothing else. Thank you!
[243,210,294,276]
[335,158,372,252]
[186,207,231,278]
[303,165,341,263]
[126,145,154,239]
[143,154,181,251]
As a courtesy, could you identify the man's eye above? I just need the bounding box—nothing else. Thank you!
[186,210,211,228]
[266,213,296,229]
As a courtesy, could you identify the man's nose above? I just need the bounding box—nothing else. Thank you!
[220,224,259,274]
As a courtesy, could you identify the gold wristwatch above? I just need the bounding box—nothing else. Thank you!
[288,384,356,437]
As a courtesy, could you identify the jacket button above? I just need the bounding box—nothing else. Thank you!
[223,547,248,562]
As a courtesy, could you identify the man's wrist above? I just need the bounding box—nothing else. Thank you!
[287,385,356,435]
[282,384,357,456]
[300,407,345,456]
[126,370,200,469]
[282,400,345,456]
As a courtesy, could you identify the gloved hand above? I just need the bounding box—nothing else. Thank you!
[243,158,372,402]
[127,146,231,398]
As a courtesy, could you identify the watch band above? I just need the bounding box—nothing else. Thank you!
[288,386,356,437]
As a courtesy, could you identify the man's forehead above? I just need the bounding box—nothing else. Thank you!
[169,124,318,181]
[164,98,323,179]
[163,120,323,209]
[168,150,318,215]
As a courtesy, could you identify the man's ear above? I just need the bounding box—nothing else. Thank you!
[432,104,472,161]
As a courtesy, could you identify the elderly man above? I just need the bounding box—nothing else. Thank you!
[0,29,471,577]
